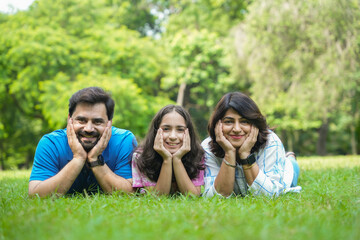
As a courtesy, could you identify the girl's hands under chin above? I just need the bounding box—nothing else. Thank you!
[238,125,259,159]
[172,129,191,160]
[153,129,172,160]
[215,120,235,153]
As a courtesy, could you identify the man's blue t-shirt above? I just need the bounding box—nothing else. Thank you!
[30,127,137,194]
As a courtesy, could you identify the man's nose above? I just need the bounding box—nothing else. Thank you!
[84,121,94,132]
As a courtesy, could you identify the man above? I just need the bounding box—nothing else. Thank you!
[29,87,136,197]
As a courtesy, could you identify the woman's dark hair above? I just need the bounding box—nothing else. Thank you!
[136,105,204,182]
[69,87,115,120]
[208,92,269,158]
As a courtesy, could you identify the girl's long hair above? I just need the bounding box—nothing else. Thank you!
[208,92,269,158]
[136,105,204,182]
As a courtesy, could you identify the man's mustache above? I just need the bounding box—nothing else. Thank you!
[77,130,100,138]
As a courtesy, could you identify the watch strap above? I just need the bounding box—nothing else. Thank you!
[87,155,104,168]
[237,153,256,165]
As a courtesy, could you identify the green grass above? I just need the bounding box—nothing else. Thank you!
[1,156,359,240]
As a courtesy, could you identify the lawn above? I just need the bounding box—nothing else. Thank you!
[1,156,359,240]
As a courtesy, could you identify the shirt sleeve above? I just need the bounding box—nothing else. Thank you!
[191,157,205,186]
[248,133,288,196]
[113,131,137,179]
[30,135,61,181]
[131,152,156,188]
[202,139,232,198]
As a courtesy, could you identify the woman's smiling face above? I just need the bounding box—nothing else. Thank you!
[221,108,251,148]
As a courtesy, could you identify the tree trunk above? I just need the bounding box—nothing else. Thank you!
[176,82,187,106]
[316,121,328,156]
[350,124,357,155]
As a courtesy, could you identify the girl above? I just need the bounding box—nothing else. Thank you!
[132,105,204,196]
[202,92,301,197]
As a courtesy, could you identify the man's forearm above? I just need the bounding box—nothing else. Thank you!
[91,164,133,193]
[28,158,85,197]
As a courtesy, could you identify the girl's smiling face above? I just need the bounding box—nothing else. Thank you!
[159,111,187,154]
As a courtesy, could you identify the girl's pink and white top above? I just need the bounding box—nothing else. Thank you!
[132,152,204,189]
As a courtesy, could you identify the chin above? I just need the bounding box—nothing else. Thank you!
[229,142,243,149]
[81,142,97,152]
[167,148,180,154]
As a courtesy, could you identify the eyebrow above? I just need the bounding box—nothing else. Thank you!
[74,116,105,122]
[160,124,186,128]
[222,116,246,120]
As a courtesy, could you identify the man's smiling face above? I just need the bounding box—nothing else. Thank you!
[71,102,108,152]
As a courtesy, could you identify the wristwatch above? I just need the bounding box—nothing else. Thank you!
[87,155,105,168]
[237,153,256,165]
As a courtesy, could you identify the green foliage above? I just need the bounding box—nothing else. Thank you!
[1,156,360,239]
[233,0,360,153]
[0,0,170,169]
[0,0,359,168]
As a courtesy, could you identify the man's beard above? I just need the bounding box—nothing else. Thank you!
[76,130,100,152]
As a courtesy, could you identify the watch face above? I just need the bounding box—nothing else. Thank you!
[97,155,105,165]
[247,153,256,164]
[237,153,256,165]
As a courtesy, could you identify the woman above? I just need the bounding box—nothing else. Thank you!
[202,92,301,197]
[132,105,204,196]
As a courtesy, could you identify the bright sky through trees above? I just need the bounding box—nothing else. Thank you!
[0,0,34,13]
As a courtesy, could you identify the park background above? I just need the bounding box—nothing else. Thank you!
[0,0,359,170]
[1,1,359,240]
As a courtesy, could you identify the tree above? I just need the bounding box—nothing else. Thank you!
[233,0,360,155]
[0,0,171,169]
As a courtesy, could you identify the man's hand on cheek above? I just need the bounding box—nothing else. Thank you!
[67,117,87,162]
[87,120,112,162]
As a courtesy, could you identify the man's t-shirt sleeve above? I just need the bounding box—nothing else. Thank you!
[113,131,137,179]
[29,135,60,181]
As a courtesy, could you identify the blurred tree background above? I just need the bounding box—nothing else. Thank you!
[0,0,359,169]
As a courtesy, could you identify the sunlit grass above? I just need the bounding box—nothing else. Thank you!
[0,156,359,240]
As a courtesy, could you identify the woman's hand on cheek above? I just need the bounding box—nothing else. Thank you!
[238,125,259,159]
[153,129,172,160]
[215,121,235,153]
[173,129,191,160]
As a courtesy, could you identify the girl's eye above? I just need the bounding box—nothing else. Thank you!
[177,128,185,132]
[240,120,250,125]
[223,120,233,124]
[162,127,170,131]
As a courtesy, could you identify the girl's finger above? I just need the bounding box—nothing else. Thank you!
[185,129,190,148]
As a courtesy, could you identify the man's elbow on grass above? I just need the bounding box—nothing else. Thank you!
[28,181,64,198]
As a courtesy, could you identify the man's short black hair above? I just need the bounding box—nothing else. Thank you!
[68,87,115,120]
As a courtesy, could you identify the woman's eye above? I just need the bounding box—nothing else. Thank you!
[240,120,250,125]
[223,120,233,124]
[177,128,185,132]
[162,127,170,131]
